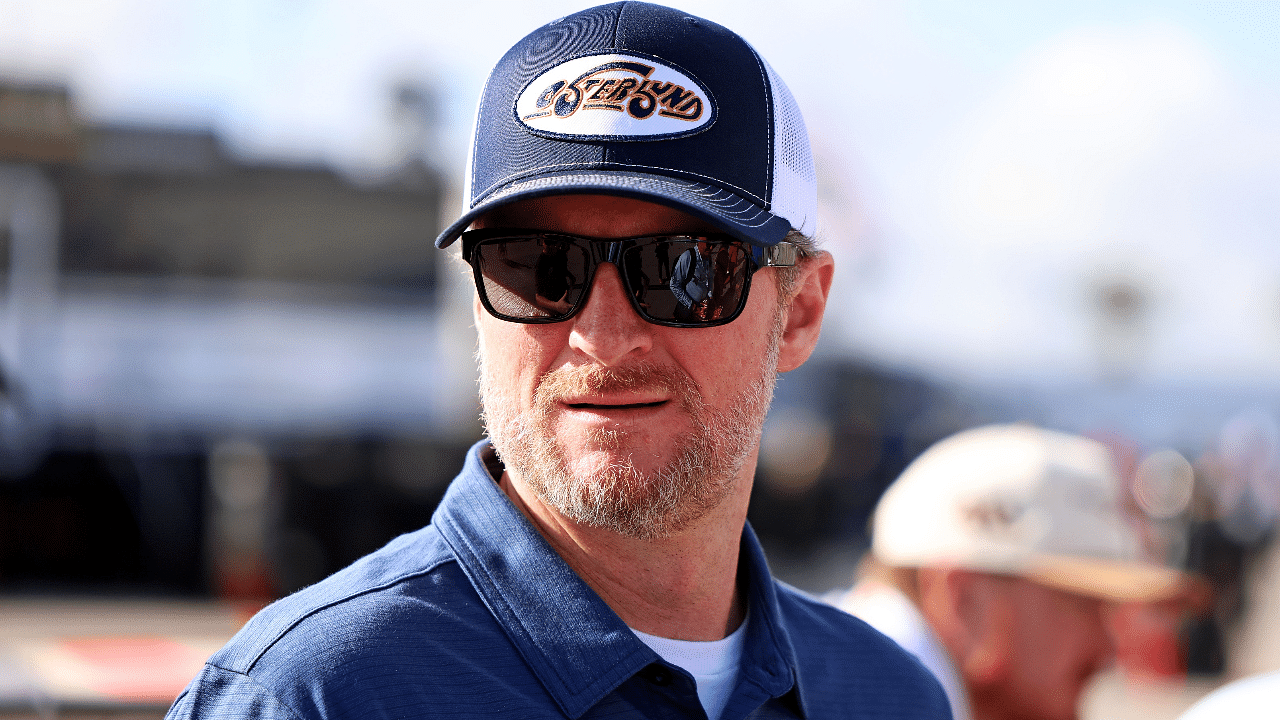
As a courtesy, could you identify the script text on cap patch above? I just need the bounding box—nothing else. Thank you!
[516,53,716,140]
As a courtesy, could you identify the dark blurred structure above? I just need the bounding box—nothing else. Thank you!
[0,80,459,598]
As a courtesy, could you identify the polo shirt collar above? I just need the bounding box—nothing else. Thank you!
[433,441,802,719]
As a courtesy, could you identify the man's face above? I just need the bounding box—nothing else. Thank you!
[1001,578,1114,720]
[472,195,786,539]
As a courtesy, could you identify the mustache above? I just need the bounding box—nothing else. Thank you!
[533,360,701,412]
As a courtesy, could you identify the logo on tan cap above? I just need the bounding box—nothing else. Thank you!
[516,53,716,140]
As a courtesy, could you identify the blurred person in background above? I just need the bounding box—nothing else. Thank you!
[165,3,951,719]
[832,424,1195,720]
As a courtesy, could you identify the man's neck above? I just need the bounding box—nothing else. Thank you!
[498,470,750,641]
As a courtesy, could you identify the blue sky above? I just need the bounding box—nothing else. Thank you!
[2,0,1278,388]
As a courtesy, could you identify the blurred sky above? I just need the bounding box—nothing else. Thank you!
[2,0,1279,388]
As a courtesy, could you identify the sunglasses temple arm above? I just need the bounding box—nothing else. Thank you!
[759,242,798,268]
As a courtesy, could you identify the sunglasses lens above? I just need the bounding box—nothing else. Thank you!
[473,237,589,320]
[469,232,755,326]
[625,240,752,324]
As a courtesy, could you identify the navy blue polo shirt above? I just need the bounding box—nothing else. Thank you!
[167,441,950,720]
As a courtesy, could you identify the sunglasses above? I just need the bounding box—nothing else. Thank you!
[461,229,798,328]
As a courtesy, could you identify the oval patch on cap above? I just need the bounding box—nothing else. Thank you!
[515,53,716,141]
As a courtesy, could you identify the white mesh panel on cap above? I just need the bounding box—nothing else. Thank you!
[461,73,489,210]
[762,58,817,239]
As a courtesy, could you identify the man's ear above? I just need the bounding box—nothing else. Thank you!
[918,568,1013,688]
[776,251,835,373]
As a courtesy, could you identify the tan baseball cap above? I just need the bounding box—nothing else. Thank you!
[872,424,1191,602]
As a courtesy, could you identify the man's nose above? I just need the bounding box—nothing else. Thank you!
[568,262,653,365]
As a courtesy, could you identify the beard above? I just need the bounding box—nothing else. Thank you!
[478,318,782,541]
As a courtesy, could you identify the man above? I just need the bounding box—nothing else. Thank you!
[833,424,1194,720]
[669,241,714,320]
[167,3,950,719]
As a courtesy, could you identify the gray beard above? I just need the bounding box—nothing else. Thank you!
[478,321,781,540]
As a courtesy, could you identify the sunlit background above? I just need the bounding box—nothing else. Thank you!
[0,0,1278,717]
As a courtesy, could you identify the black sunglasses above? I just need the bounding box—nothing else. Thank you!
[461,229,798,328]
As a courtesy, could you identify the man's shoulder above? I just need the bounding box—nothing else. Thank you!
[208,523,466,673]
[169,446,588,720]
[772,581,954,718]
[773,580,923,659]
[173,521,545,719]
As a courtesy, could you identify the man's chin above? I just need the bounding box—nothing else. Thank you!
[556,424,680,463]
[562,455,667,486]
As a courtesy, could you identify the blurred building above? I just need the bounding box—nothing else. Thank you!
[0,81,468,598]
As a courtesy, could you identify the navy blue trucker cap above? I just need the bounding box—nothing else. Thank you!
[434,1,816,249]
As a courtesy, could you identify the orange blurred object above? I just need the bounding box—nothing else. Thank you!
[57,636,211,702]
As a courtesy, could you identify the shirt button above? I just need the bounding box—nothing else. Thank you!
[642,665,672,686]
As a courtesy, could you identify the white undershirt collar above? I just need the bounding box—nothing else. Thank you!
[631,613,748,720]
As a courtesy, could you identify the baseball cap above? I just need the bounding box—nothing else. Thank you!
[872,424,1191,603]
[435,1,816,250]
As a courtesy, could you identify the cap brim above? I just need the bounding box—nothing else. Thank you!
[434,170,794,249]
[1024,553,1197,603]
